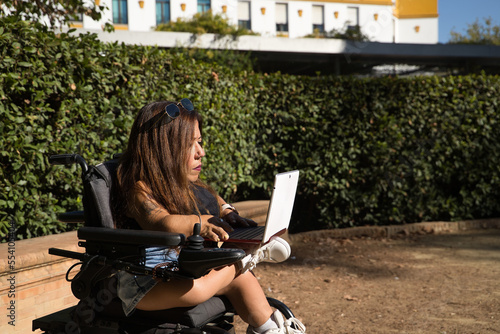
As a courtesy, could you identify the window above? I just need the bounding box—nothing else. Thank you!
[312,5,324,33]
[68,10,83,28]
[156,0,170,24]
[69,12,83,23]
[238,1,251,30]
[113,0,128,24]
[68,11,83,28]
[275,3,288,33]
[347,7,359,30]
[198,0,210,13]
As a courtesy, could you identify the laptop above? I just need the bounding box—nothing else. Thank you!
[226,170,299,245]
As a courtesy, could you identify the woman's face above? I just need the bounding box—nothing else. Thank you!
[186,120,205,182]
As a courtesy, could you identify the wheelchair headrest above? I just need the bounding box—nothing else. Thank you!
[83,159,119,229]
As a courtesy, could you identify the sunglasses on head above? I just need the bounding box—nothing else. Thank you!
[145,98,194,132]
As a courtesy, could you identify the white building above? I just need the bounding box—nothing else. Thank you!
[76,0,438,44]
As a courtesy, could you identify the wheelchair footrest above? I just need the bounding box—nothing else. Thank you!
[33,306,76,333]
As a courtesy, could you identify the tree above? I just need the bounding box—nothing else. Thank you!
[306,25,370,42]
[155,10,256,37]
[449,17,500,45]
[0,0,108,29]
[327,25,370,42]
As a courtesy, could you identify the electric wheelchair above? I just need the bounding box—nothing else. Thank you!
[32,154,296,334]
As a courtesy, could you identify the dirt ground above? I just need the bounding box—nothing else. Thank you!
[234,228,500,334]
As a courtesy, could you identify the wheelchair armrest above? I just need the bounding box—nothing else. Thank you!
[58,210,85,223]
[78,226,186,247]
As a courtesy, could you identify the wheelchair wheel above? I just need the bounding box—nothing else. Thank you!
[266,297,294,319]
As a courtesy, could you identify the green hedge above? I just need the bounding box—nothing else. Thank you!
[0,18,268,239]
[251,75,500,231]
[1,17,500,240]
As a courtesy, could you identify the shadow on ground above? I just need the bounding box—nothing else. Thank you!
[236,228,500,333]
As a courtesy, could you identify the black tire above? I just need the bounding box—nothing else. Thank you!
[266,297,294,319]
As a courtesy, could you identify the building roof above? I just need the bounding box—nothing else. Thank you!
[76,29,500,75]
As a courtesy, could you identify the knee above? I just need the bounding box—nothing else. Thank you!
[179,266,241,306]
[233,271,259,287]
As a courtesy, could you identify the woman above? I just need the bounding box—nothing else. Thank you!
[113,99,306,334]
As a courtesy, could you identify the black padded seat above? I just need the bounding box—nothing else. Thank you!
[132,296,233,328]
[74,296,233,333]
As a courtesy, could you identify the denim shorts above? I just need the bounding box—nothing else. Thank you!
[116,246,180,316]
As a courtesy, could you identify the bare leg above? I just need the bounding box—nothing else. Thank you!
[136,265,272,328]
[216,271,273,327]
[136,264,238,309]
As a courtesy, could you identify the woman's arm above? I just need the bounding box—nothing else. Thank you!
[217,196,258,228]
[217,196,234,217]
[130,189,232,242]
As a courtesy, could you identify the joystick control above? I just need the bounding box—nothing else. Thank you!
[178,223,246,279]
[186,223,204,250]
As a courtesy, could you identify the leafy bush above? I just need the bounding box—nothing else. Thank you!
[0,0,106,28]
[169,47,255,73]
[306,25,370,41]
[155,10,256,37]
[1,16,500,240]
[0,17,262,239]
[0,19,139,238]
[250,74,500,231]
[156,10,257,74]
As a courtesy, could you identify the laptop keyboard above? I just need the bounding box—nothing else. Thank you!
[229,226,265,240]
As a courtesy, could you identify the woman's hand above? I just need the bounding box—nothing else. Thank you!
[201,217,233,242]
[222,211,258,228]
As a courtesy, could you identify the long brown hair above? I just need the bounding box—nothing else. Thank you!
[114,100,205,228]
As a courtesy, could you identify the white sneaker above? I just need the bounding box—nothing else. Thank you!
[246,310,307,334]
[284,317,307,333]
[246,310,286,334]
[241,237,291,273]
[248,328,284,334]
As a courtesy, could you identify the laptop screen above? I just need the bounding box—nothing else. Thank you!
[224,170,299,244]
[262,170,299,243]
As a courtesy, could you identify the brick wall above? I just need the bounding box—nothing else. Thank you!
[0,231,80,333]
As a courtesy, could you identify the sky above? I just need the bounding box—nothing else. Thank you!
[438,0,500,43]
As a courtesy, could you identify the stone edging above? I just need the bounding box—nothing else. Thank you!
[289,218,500,242]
